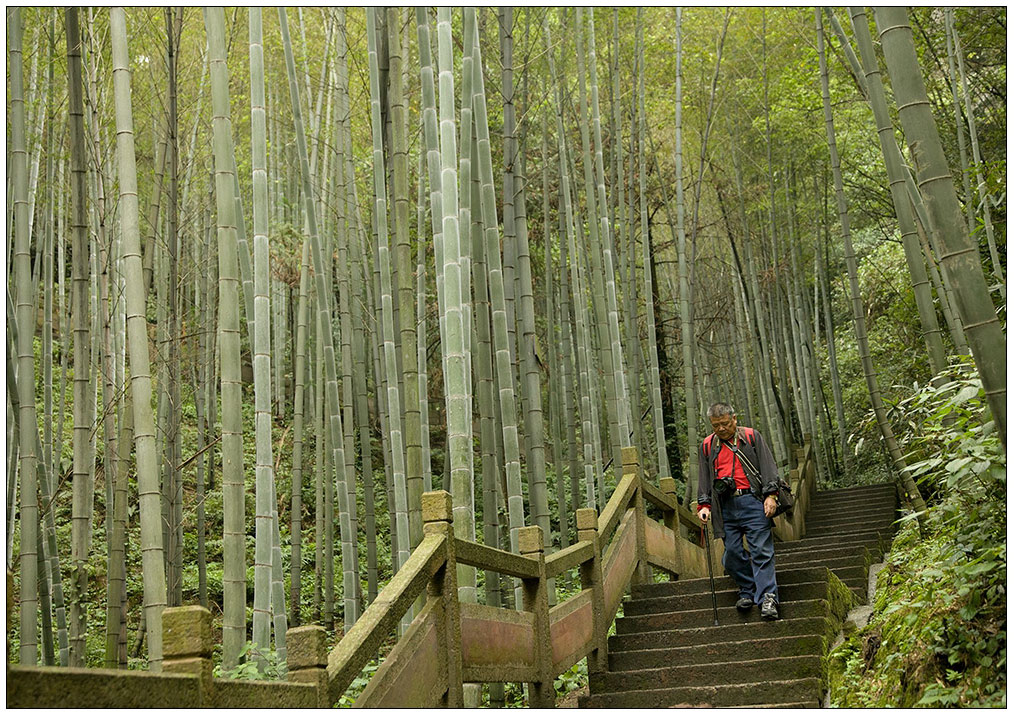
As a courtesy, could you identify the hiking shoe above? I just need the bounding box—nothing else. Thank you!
[735,597,754,612]
[760,593,779,621]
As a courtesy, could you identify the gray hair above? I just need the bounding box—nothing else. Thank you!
[706,402,735,420]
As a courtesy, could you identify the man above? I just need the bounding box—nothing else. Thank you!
[696,402,781,620]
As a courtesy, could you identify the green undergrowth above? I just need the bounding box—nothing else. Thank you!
[828,365,1006,707]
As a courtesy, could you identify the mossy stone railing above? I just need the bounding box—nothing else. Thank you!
[6,603,327,708]
[6,440,814,708]
[326,441,814,707]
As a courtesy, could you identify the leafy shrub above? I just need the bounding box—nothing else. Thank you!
[828,363,1006,707]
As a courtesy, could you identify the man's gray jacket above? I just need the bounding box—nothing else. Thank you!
[696,426,780,537]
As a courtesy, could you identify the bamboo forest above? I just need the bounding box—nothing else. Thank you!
[5,6,1006,709]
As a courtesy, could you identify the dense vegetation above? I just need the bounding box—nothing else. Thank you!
[6,5,1005,707]
[830,365,1006,707]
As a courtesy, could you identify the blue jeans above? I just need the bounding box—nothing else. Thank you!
[720,493,779,604]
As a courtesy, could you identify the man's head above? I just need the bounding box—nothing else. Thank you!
[707,402,737,442]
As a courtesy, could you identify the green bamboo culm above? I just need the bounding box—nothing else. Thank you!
[674,7,699,502]
[874,7,1006,447]
[436,7,478,604]
[470,7,528,575]
[279,7,360,630]
[11,5,40,666]
[66,6,93,667]
[366,7,411,578]
[816,10,927,516]
[387,7,424,556]
[637,10,671,482]
[248,7,286,666]
[204,6,246,669]
[545,14,595,509]
[846,8,948,381]
[112,6,168,671]
[574,8,623,486]
[586,9,632,458]
[945,8,1004,303]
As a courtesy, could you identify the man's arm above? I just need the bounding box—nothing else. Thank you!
[697,439,712,521]
[755,430,780,496]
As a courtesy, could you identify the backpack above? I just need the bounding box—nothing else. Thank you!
[703,428,794,518]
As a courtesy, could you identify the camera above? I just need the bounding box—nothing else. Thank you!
[713,474,736,497]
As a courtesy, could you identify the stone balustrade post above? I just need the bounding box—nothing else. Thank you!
[660,477,681,576]
[518,525,554,708]
[286,625,328,707]
[576,507,608,677]
[162,605,213,705]
[421,490,462,707]
[624,447,652,586]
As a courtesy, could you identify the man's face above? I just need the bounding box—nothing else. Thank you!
[710,413,737,442]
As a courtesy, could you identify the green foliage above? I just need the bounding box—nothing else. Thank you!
[828,366,1006,707]
[336,659,379,707]
[554,657,588,698]
[214,641,287,681]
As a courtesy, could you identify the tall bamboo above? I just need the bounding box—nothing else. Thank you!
[366,8,411,581]
[66,7,94,666]
[574,8,623,479]
[111,6,168,670]
[674,7,699,502]
[387,8,424,554]
[847,8,947,379]
[817,10,927,513]
[249,6,278,662]
[11,7,39,665]
[471,7,527,568]
[279,7,359,629]
[875,7,1006,446]
[204,6,246,668]
[946,8,1004,301]
[638,11,671,481]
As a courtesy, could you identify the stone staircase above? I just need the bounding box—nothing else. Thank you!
[579,483,898,708]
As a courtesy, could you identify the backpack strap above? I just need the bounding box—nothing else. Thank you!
[703,433,718,459]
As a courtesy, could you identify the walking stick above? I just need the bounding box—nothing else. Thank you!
[702,520,720,626]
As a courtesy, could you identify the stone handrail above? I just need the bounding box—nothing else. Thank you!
[325,445,717,707]
[6,440,815,709]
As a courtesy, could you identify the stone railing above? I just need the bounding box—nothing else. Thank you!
[773,435,818,542]
[6,605,329,708]
[6,440,815,709]
[325,446,723,707]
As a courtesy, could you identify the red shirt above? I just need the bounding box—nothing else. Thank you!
[714,439,751,490]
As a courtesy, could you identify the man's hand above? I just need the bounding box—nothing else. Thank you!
[763,495,777,518]
[698,506,711,523]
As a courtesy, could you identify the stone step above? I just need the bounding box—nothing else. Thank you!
[805,521,896,538]
[777,545,879,568]
[592,654,822,692]
[609,616,834,653]
[812,483,896,500]
[623,581,833,617]
[780,550,867,567]
[806,502,897,518]
[616,599,829,635]
[806,510,897,528]
[631,566,831,600]
[805,510,897,529]
[578,677,823,708]
[775,531,886,554]
[809,493,898,512]
[607,633,825,669]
